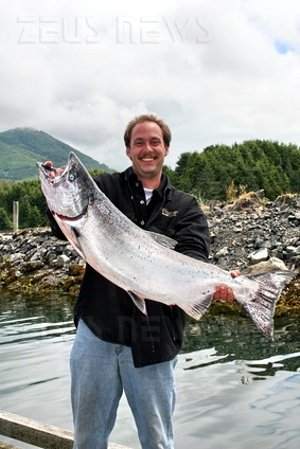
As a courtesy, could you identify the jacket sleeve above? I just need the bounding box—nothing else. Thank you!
[173,195,210,262]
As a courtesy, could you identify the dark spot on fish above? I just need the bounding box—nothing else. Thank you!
[72,227,80,238]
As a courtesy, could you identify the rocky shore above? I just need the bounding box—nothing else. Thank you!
[0,192,299,314]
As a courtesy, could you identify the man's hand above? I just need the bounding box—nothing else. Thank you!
[213,270,241,304]
[43,161,64,179]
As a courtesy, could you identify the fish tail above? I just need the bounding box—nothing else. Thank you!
[239,270,295,340]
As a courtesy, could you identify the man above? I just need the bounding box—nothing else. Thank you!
[47,114,235,449]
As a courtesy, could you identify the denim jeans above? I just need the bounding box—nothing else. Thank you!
[70,319,177,449]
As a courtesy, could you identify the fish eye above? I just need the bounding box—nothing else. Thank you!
[69,174,75,182]
[88,196,94,205]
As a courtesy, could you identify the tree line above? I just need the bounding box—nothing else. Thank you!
[166,139,300,202]
[0,140,299,231]
[0,179,47,231]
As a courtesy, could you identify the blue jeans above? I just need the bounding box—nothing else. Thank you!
[70,319,177,449]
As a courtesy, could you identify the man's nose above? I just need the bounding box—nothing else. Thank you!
[144,140,152,150]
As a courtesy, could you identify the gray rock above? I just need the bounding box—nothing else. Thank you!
[248,248,269,264]
[56,254,71,267]
[243,257,289,275]
[215,247,229,259]
[0,193,299,287]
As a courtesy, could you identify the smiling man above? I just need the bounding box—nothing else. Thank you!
[47,114,235,449]
[125,117,170,188]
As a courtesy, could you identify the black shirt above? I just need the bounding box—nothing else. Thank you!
[48,167,210,367]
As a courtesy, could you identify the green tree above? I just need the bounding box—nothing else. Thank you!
[0,207,12,231]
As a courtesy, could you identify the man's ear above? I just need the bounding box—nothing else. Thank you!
[126,147,132,159]
[165,146,169,156]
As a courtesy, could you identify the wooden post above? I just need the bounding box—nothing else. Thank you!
[12,201,19,233]
[0,410,132,449]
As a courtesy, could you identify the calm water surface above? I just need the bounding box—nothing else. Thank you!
[0,294,300,449]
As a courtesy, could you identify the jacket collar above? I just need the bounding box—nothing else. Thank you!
[122,167,173,200]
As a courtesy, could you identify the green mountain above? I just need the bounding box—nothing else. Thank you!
[0,127,112,180]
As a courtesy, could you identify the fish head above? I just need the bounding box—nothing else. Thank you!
[37,152,95,222]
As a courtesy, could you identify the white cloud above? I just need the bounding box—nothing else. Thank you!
[0,0,300,170]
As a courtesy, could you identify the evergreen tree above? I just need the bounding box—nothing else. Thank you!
[0,207,12,231]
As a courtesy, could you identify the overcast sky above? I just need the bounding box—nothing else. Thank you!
[1,0,300,170]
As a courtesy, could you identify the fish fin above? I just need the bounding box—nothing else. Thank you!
[146,231,177,249]
[239,270,295,340]
[53,217,86,259]
[128,291,147,315]
[180,294,212,321]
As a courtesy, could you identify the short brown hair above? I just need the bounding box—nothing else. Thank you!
[124,114,172,148]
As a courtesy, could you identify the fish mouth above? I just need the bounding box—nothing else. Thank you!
[37,154,90,221]
[36,161,68,183]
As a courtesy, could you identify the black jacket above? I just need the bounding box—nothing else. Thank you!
[48,167,210,367]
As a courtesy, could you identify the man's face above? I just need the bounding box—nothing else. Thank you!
[126,121,169,182]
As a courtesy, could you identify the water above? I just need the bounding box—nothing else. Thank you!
[0,294,300,449]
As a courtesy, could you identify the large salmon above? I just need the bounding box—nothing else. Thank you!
[37,152,294,339]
